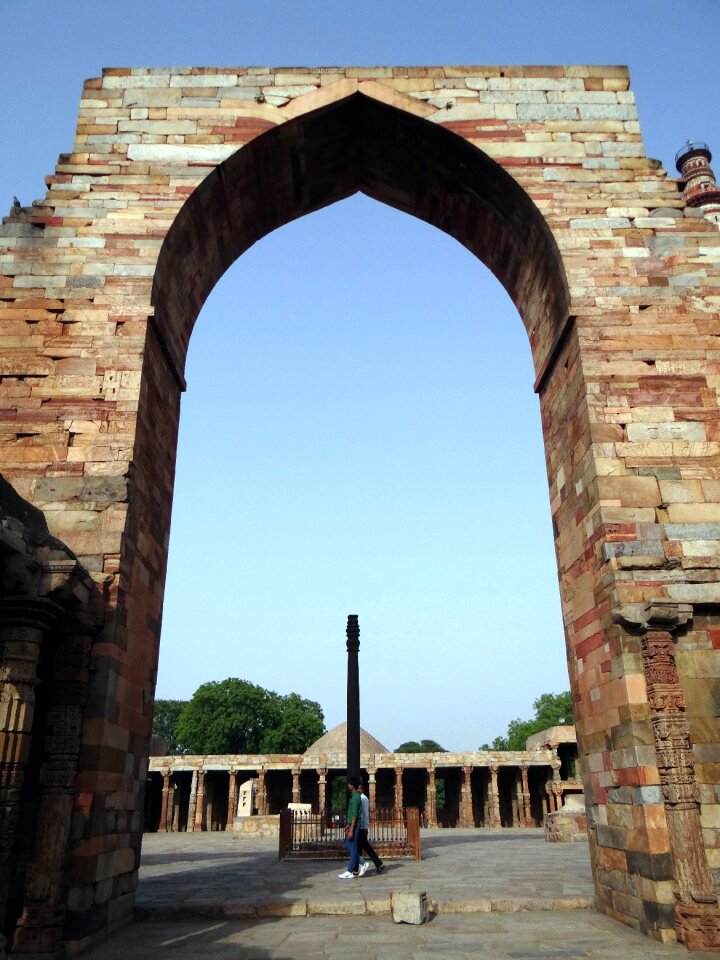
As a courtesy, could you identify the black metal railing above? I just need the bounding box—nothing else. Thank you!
[279,807,421,860]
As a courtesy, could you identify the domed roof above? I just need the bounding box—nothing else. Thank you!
[303,722,389,761]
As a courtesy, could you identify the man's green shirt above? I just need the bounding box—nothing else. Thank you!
[347,790,361,824]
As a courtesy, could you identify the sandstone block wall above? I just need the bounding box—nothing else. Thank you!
[1,65,720,951]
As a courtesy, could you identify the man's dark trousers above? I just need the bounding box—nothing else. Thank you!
[357,829,382,870]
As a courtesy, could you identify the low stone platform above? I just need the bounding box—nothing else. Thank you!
[136,828,595,920]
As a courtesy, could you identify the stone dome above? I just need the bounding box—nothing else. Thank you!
[303,722,389,762]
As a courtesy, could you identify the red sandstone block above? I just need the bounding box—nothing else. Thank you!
[572,599,611,634]
[575,629,607,661]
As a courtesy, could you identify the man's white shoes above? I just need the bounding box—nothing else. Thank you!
[338,870,355,879]
[358,862,369,877]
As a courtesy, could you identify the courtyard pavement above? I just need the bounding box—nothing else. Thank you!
[80,829,719,959]
[135,828,594,918]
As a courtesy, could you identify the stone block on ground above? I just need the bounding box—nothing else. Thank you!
[391,890,429,924]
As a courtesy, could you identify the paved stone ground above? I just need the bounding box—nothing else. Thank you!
[87,912,719,959]
[78,829,719,958]
[136,828,595,917]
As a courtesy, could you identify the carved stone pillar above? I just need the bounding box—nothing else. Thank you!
[394,766,404,814]
[488,765,501,827]
[460,766,472,827]
[0,595,63,927]
[550,760,562,812]
[257,768,266,816]
[193,769,206,831]
[614,600,720,950]
[292,767,300,804]
[5,612,95,956]
[227,770,237,828]
[171,781,180,831]
[426,767,437,827]
[187,769,198,830]
[520,765,533,826]
[642,608,720,949]
[512,779,521,827]
[367,769,376,817]
[317,768,326,817]
[159,772,171,832]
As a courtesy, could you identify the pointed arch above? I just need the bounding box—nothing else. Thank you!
[152,90,570,383]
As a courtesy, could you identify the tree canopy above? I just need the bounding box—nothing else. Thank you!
[151,699,188,754]
[395,739,447,753]
[155,678,325,755]
[480,691,574,751]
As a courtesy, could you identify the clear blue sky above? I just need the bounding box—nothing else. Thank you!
[2,2,719,750]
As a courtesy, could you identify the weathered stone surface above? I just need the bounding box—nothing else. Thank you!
[391,890,429,924]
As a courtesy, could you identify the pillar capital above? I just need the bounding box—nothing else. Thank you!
[0,595,64,632]
[613,600,693,634]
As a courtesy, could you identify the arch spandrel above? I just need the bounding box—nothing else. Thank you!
[152,87,571,383]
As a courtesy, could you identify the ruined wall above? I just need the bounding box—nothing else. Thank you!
[1,66,720,952]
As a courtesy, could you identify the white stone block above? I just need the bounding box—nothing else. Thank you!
[391,891,429,924]
[170,74,238,87]
[127,143,240,163]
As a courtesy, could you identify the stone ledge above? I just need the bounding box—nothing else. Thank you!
[134,894,595,921]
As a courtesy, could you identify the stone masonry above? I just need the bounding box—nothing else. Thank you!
[1,66,720,954]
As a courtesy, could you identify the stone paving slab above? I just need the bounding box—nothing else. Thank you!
[76,829,720,958]
[84,912,719,960]
[136,828,596,920]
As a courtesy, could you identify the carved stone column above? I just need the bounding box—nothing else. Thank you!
[520,765,533,826]
[488,766,501,827]
[550,759,562,812]
[367,768,376,816]
[617,600,720,950]
[226,770,237,828]
[159,771,171,832]
[257,768,266,816]
[317,768,326,817]
[460,766,472,827]
[193,769,206,831]
[0,596,63,917]
[394,766,404,814]
[187,769,198,830]
[426,767,437,827]
[171,780,180,831]
[292,767,300,804]
[512,779,521,827]
[4,611,95,956]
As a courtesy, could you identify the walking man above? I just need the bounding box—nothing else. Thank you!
[338,776,367,879]
[357,783,384,874]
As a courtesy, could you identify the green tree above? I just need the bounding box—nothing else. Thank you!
[394,739,447,753]
[480,691,574,751]
[151,699,188,754]
[174,678,325,755]
[259,692,325,754]
[331,776,347,812]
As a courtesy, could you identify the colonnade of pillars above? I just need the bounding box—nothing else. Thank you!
[149,761,572,833]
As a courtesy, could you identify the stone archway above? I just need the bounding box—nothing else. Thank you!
[1,66,720,953]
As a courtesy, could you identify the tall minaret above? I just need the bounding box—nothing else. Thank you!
[346,614,361,780]
[676,141,720,223]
